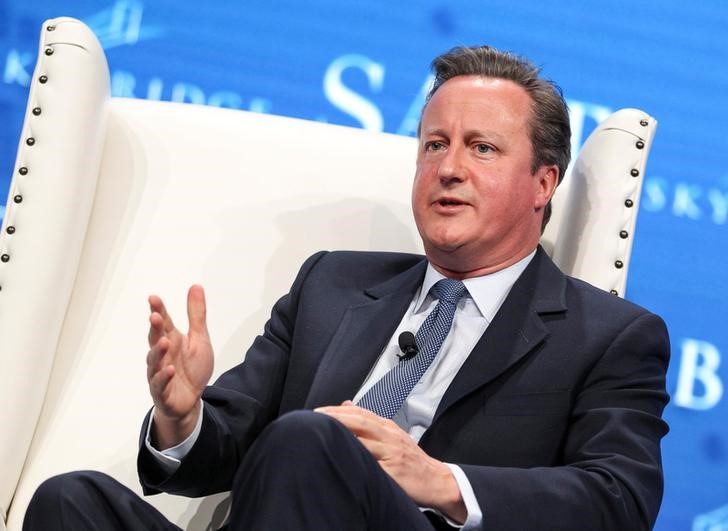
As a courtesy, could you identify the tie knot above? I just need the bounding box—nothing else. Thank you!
[431,278,467,305]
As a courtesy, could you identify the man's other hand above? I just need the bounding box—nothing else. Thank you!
[315,402,467,524]
[146,284,213,449]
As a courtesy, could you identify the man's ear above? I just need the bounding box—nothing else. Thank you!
[534,164,560,210]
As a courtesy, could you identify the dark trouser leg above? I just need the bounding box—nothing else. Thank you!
[22,470,180,531]
[227,410,437,531]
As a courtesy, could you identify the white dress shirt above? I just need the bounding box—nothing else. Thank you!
[146,250,536,530]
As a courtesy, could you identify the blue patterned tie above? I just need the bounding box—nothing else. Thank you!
[357,278,467,419]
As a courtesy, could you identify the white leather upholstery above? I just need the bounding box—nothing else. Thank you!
[0,17,109,525]
[0,17,656,530]
[542,108,657,296]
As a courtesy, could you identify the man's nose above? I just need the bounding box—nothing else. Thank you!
[437,146,465,185]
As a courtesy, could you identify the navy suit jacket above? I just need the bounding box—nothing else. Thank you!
[139,247,670,530]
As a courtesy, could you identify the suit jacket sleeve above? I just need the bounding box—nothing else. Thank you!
[459,311,670,531]
[137,251,329,496]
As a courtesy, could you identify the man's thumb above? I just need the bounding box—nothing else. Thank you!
[187,284,208,334]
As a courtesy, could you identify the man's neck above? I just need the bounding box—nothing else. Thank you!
[428,246,539,280]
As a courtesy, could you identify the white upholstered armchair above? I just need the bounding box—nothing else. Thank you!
[0,17,657,531]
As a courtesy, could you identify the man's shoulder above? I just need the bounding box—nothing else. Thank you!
[562,273,661,325]
[528,248,660,323]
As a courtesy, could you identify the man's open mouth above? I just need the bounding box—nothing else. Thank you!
[437,198,467,206]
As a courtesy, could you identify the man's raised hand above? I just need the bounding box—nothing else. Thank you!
[146,284,214,449]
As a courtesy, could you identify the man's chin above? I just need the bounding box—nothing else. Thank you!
[423,242,470,270]
[425,239,464,256]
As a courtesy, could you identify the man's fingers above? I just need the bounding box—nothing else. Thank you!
[148,294,175,332]
[315,405,389,439]
[316,404,375,416]
[149,364,175,399]
[353,435,389,460]
[315,408,389,460]
[316,404,382,421]
[186,284,208,336]
[146,337,170,379]
[148,311,165,346]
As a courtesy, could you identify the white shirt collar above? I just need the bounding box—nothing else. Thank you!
[414,249,537,323]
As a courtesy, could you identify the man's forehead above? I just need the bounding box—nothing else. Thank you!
[428,75,530,106]
[420,76,532,129]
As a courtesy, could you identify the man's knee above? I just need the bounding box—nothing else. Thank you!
[25,471,116,530]
[236,409,358,478]
[26,470,175,531]
[258,409,349,451]
[30,470,109,508]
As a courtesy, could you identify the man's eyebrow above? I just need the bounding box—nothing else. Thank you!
[420,127,448,138]
[421,127,507,143]
[463,129,507,143]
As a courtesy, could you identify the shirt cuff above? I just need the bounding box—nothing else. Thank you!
[444,463,483,530]
[144,401,204,475]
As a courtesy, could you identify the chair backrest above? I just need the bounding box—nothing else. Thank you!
[0,17,656,531]
[542,108,656,296]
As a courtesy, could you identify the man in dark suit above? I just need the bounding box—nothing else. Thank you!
[24,46,669,530]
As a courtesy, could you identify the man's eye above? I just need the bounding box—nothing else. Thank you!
[475,144,492,153]
[427,141,444,151]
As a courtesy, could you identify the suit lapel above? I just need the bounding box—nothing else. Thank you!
[432,248,568,423]
[304,260,427,408]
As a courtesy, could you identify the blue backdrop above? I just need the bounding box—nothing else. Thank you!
[1,1,726,529]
